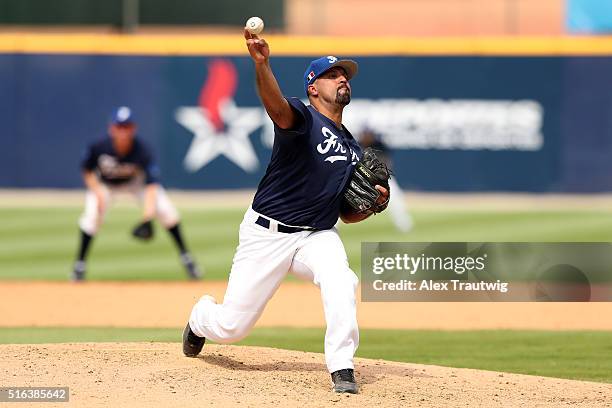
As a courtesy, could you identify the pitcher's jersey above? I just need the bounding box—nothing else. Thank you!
[252,97,362,230]
[81,137,160,186]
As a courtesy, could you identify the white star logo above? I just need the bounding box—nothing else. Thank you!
[175,99,264,173]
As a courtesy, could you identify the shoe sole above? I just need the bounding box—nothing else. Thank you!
[71,274,85,282]
[182,323,205,357]
[333,385,358,394]
[187,270,202,280]
[332,379,358,394]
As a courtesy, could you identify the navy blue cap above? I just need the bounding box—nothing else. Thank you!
[304,56,358,95]
[111,106,135,125]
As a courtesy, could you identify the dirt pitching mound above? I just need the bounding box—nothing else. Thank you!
[1,343,610,407]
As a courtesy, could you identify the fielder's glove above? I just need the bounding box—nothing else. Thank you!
[342,147,391,214]
[132,220,154,241]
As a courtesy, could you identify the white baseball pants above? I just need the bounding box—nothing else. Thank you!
[78,181,179,235]
[189,207,359,373]
[388,176,413,233]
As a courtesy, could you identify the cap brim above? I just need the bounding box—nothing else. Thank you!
[326,59,358,81]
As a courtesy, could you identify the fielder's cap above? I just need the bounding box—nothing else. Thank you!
[111,106,135,125]
[304,56,358,95]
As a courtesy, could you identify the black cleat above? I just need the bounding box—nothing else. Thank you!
[182,322,205,357]
[71,261,86,282]
[331,368,358,394]
[180,253,202,280]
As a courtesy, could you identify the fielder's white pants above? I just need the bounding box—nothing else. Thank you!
[388,176,413,233]
[189,207,359,373]
[78,181,179,235]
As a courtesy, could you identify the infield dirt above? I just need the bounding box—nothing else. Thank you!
[2,281,612,330]
[1,342,611,407]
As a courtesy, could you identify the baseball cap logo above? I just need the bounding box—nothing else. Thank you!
[303,56,358,95]
[117,107,131,121]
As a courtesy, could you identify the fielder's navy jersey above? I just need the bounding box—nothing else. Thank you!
[81,137,160,185]
[252,97,362,230]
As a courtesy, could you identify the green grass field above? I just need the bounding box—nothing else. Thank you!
[1,327,611,383]
[2,205,612,385]
[2,206,612,280]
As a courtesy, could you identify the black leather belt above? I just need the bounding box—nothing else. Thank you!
[255,216,313,234]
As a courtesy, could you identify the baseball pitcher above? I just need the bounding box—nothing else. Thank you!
[182,30,390,394]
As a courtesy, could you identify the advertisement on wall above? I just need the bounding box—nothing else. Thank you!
[1,53,610,191]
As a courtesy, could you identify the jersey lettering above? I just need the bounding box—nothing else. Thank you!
[252,98,362,229]
[98,154,138,179]
[318,126,359,164]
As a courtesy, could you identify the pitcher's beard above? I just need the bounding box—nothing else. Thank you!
[336,88,351,105]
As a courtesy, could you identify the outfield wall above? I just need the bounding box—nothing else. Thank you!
[2,35,612,192]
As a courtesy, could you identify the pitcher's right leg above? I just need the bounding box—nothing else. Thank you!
[188,209,305,344]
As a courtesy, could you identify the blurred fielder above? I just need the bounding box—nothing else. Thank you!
[71,106,201,281]
[182,28,390,394]
[359,129,413,232]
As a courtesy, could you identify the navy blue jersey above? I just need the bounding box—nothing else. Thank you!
[81,137,160,186]
[252,98,362,230]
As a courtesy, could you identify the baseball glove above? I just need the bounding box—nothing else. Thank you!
[342,147,391,214]
[132,220,154,241]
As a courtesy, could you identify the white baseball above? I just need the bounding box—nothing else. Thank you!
[246,17,264,35]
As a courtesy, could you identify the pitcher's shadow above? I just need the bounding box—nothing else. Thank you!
[200,354,431,386]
